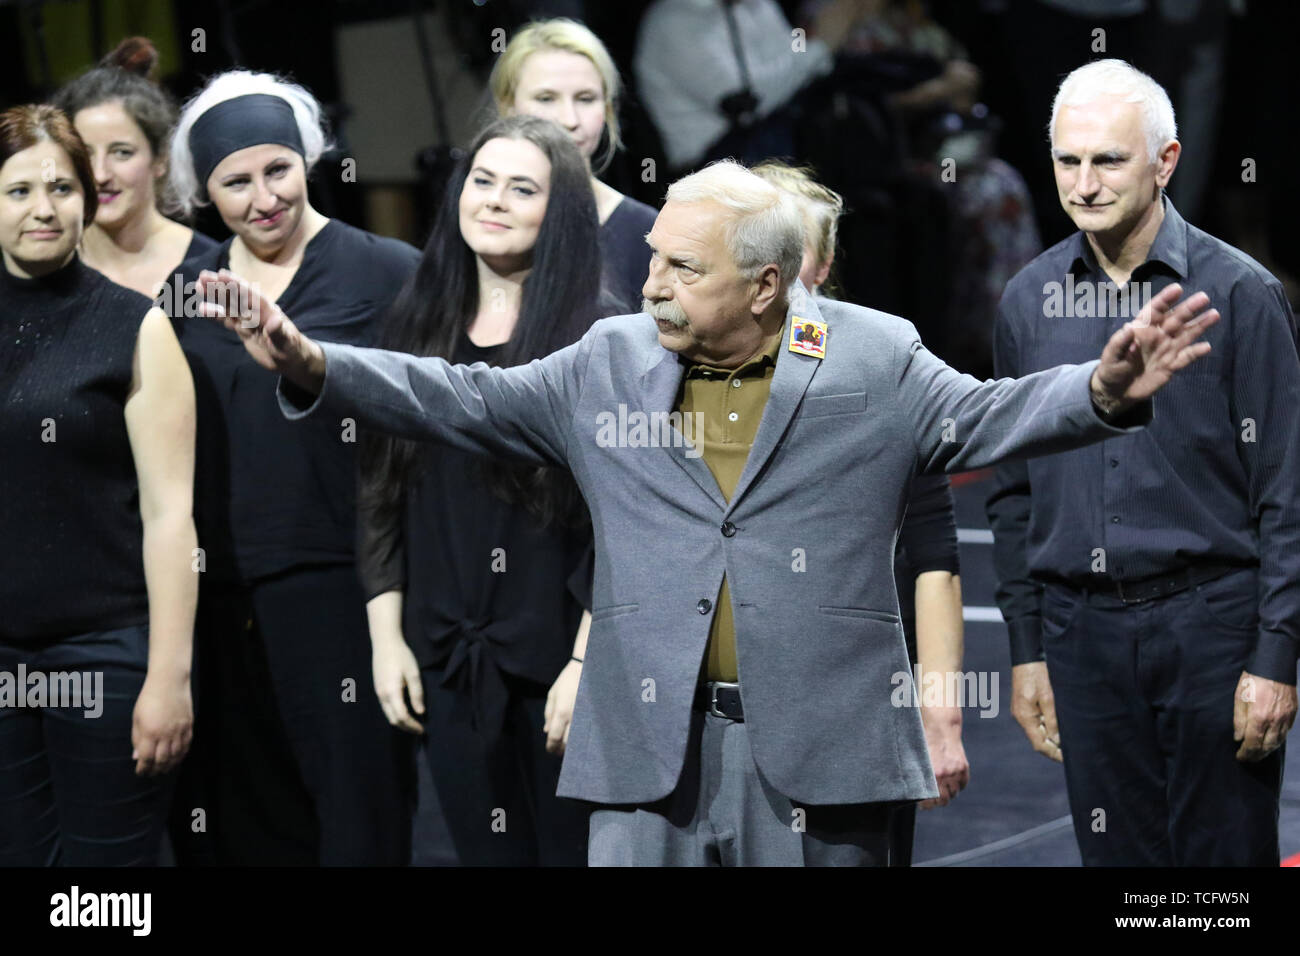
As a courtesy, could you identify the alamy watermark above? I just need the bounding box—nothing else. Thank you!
[595,404,705,459]
[1042,276,1156,319]
[891,666,999,718]
[153,274,261,324]
[0,665,103,718]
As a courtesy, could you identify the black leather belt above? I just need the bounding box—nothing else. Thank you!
[694,680,744,720]
[1068,562,1242,605]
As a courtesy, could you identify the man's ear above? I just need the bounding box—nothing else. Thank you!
[751,263,783,315]
[1154,139,1180,189]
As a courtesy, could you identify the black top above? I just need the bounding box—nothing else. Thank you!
[169,219,420,584]
[599,195,658,314]
[0,256,154,641]
[986,198,1300,682]
[895,472,960,627]
[182,229,219,263]
[357,332,594,735]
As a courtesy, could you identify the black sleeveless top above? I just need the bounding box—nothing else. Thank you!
[0,256,153,641]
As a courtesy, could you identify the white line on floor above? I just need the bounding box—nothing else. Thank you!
[916,814,1075,866]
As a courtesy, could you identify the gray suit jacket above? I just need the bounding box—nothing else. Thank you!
[279,284,1149,805]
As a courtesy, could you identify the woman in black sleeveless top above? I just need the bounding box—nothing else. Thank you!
[0,105,198,866]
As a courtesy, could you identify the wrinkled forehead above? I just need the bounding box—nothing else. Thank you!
[647,200,732,269]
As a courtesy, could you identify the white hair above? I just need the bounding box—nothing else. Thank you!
[666,160,804,291]
[1050,59,1177,163]
[170,70,330,216]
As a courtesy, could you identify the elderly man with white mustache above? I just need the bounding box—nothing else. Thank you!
[196,159,1217,866]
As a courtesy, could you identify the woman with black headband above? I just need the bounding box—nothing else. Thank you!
[160,71,418,865]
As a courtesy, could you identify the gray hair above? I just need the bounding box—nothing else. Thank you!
[1050,59,1177,163]
[666,160,804,291]
[170,70,330,216]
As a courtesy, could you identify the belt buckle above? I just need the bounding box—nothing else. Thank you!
[1114,578,1131,603]
[1114,577,1152,605]
[709,680,740,718]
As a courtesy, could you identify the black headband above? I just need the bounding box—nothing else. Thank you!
[189,93,306,195]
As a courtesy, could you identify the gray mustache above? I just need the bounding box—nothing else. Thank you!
[643,298,688,328]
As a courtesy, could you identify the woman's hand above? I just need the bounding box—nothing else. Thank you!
[132,676,193,776]
[543,659,582,755]
[372,630,426,734]
[918,703,969,809]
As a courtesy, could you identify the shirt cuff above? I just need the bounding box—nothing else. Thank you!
[1246,631,1299,685]
[363,579,406,603]
[276,347,332,420]
[909,555,961,576]
[1081,361,1153,431]
[1007,615,1045,666]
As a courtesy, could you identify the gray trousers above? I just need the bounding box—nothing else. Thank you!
[588,708,895,866]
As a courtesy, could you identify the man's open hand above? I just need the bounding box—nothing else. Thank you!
[1090,283,1220,416]
[195,268,326,392]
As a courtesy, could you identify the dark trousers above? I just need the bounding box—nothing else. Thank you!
[170,565,415,865]
[1043,568,1283,866]
[0,624,173,866]
[420,665,587,866]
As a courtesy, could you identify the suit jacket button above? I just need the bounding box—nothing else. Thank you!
[721,521,736,537]
[697,598,712,614]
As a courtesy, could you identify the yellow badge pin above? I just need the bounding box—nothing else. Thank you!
[788,317,827,358]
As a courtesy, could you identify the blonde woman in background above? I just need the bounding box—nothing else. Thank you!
[492,18,658,314]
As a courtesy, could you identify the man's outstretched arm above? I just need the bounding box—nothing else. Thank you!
[196,268,593,468]
[905,283,1219,474]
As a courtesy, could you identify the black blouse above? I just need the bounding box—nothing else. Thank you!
[182,230,219,263]
[357,332,594,735]
[0,256,154,641]
[599,195,658,314]
[169,219,420,585]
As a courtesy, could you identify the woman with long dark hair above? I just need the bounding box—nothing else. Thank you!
[358,114,615,865]
[54,36,216,297]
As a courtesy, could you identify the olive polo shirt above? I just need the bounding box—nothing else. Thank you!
[676,330,784,682]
